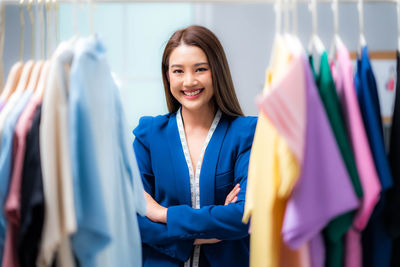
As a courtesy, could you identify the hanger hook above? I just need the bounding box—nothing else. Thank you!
[358,0,366,47]
[88,0,94,35]
[27,0,34,60]
[274,0,282,35]
[38,0,45,59]
[53,0,59,49]
[332,0,339,37]
[45,0,51,59]
[19,0,25,62]
[292,0,297,35]
[397,0,400,51]
[309,0,317,38]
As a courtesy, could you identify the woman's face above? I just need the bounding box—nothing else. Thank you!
[168,44,214,113]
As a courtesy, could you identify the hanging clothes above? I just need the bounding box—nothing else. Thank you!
[0,86,32,266]
[242,35,307,267]
[355,46,393,267]
[68,35,146,267]
[17,104,44,267]
[329,38,381,267]
[37,40,77,267]
[2,61,44,267]
[0,61,34,147]
[281,49,359,267]
[309,51,363,267]
[387,51,400,267]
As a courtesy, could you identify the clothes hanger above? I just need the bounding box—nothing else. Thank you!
[0,0,26,102]
[307,0,325,55]
[308,0,325,74]
[22,0,43,94]
[291,0,298,37]
[27,0,45,94]
[88,0,94,36]
[329,0,343,60]
[35,0,55,98]
[14,0,35,96]
[275,0,282,38]
[358,0,366,53]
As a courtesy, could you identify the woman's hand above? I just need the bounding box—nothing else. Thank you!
[224,183,240,205]
[144,192,167,223]
[194,184,241,245]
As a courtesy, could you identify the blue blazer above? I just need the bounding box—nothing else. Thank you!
[133,111,257,267]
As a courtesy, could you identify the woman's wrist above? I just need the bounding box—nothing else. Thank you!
[159,206,167,223]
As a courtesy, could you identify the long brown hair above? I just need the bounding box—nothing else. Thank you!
[161,25,244,117]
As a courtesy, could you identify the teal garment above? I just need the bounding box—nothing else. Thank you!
[69,36,146,267]
[310,52,363,267]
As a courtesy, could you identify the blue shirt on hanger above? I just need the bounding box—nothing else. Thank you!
[0,89,33,264]
[355,45,393,267]
[69,35,146,267]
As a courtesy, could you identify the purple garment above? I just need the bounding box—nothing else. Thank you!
[0,100,5,113]
[281,54,359,266]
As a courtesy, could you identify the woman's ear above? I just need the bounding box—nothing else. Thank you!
[166,71,170,81]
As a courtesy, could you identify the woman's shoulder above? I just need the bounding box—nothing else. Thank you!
[132,112,174,141]
[223,115,258,147]
[228,115,258,132]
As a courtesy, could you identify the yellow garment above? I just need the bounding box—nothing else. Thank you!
[243,36,308,267]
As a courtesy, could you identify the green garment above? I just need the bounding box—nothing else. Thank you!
[310,52,363,267]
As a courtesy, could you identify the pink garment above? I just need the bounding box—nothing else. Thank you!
[3,94,42,267]
[257,60,306,162]
[330,39,381,267]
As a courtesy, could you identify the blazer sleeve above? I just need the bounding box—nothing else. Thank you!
[166,119,256,240]
[133,116,193,261]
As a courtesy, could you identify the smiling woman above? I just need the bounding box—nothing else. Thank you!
[133,25,257,267]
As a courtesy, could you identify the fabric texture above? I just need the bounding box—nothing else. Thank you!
[310,51,363,267]
[242,36,307,267]
[388,51,400,267]
[18,105,44,267]
[355,45,393,267]
[69,36,146,267]
[38,40,77,267]
[0,89,33,266]
[329,39,381,267]
[134,112,256,267]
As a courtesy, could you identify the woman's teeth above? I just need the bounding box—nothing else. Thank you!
[184,89,202,96]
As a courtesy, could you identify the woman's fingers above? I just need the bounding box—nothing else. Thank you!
[194,239,221,245]
[224,183,240,205]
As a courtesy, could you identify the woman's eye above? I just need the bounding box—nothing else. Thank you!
[196,68,208,72]
[172,69,183,74]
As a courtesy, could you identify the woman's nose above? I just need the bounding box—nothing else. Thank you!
[183,73,197,87]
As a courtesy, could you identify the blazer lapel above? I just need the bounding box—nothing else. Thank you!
[167,113,192,205]
[200,115,229,207]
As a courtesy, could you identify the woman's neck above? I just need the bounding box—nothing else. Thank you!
[181,104,216,131]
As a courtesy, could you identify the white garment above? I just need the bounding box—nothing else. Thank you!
[38,40,77,267]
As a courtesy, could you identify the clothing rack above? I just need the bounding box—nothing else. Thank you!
[0,0,398,4]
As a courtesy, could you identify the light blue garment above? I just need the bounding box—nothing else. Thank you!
[0,89,32,264]
[69,35,146,267]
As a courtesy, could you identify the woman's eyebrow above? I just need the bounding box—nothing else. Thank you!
[170,62,209,68]
[194,62,208,67]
